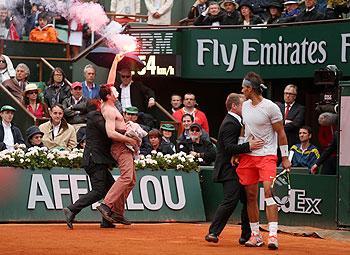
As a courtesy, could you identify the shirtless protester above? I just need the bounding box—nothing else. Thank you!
[96,54,138,225]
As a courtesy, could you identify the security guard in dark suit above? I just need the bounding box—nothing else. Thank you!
[205,93,263,244]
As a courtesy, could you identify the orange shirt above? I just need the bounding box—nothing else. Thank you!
[29,25,58,43]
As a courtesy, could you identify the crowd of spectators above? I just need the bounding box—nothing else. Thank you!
[0,1,343,173]
[190,0,349,26]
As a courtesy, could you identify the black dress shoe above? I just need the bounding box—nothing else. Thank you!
[239,232,251,245]
[96,204,115,223]
[100,218,116,228]
[111,213,131,225]
[63,208,75,229]
[205,233,219,243]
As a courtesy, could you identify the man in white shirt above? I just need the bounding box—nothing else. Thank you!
[236,72,291,250]
[116,68,155,113]
[0,105,25,151]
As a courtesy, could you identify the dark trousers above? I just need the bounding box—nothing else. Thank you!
[68,162,115,214]
[209,178,250,236]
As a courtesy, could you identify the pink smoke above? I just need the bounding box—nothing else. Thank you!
[69,1,109,32]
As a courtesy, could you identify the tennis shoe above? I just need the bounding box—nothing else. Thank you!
[268,235,279,250]
[245,233,264,247]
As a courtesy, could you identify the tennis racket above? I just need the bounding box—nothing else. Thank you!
[271,169,291,206]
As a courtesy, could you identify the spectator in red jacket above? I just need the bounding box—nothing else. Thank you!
[173,93,209,134]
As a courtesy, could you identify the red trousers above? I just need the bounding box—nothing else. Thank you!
[104,142,136,216]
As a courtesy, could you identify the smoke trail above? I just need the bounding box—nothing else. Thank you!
[102,21,137,54]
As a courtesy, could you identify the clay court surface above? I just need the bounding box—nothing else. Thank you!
[1,223,349,255]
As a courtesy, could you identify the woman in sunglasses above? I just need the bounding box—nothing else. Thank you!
[23,83,48,119]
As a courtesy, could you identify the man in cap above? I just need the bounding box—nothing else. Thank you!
[25,125,44,148]
[178,123,216,165]
[285,0,325,22]
[160,123,176,153]
[123,106,151,132]
[62,81,88,131]
[281,0,301,18]
[221,0,240,25]
[237,72,291,250]
[0,105,25,151]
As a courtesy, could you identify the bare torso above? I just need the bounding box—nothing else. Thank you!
[101,103,127,133]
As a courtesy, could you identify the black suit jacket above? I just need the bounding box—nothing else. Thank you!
[0,123,25,151]
[82,111,114,167]
[117,81,155,113]
[276,102,305,147]
[212,114,251,183]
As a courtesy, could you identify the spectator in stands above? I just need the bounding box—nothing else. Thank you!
[265,1,284,24]
[170,94,182,113]
[311,131,337,175]
[82,64,100,99]
[177,113,210,145]
[29,12,58,42]
[221,0,241,25]
[23,83,48,119]
[281,0,301,18]
[0,105,25,151]
[286,0,326,21]
[44,67,71,109]
[39,103,77,151]
[76,126,86,149]
[238,0,264,26]
[123,106,151,132]
[160,123,176,153]
[140,129,175,155]
[116,68,156,113]
[25,125,44,148]
[289,126,320,171]
[0,54,15,83]
[276,84,305,147]
[173,93,209,133]
[110,0,141,24]
[194,1,227,26]
[1,62,30,102]
[327,0,350,18]
[178,123,216,165]
[68,17,83,57]
[188,0,209,19]
[313,112,337,175]
[62,82,88,131]
[0,6,12,39]
[145,0,174,25]
[24,3,38,36]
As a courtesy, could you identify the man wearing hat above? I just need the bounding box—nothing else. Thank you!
[62,81,88,131]
[178,123,216,165]
[221,0,241,25]
[0,105,25,151]
[160,123,176,153]
[25,125,44,148]
[265,1,284,24]
[123,106,151,132]
[281,0,301,18]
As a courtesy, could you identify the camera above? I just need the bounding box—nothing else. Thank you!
[314,65,341,114]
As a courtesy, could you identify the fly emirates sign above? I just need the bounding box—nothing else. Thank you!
[197,34,350,72]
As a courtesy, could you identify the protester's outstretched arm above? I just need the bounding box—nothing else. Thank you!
[107,54,123,84]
